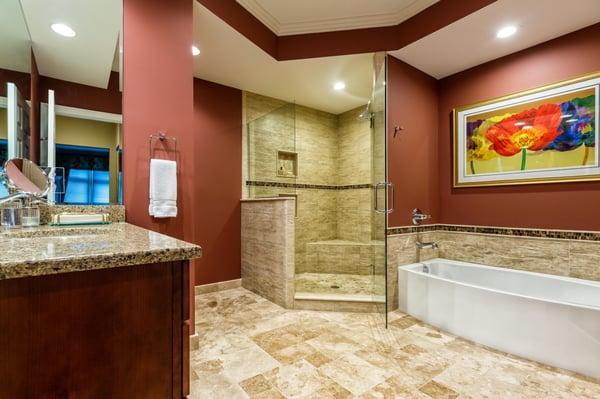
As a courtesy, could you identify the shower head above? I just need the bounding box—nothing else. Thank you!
[358,102,372,121]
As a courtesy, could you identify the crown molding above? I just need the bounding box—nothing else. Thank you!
[237,0,439,36]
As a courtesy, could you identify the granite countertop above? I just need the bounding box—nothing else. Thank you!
[0,223,202,280]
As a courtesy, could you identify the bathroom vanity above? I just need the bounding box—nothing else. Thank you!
[0,223,201,398]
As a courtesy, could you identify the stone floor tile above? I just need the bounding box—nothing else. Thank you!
[319,353,395,396]
[190,288,600,399]
[221,346,280,382]
[240,374,273,396]
[418,381,459,399]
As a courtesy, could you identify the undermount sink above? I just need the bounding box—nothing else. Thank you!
[2,226,112,239]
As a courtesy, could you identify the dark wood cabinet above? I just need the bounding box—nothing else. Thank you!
[0,261,190,398]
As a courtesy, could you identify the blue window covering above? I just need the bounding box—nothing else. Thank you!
[56,144,110,205]
[0,167,8,198]
[63,169,110,205]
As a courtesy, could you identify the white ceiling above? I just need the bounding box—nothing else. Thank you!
[20,0,121,88]
[194,2,373,114]
[236,0,439,36]
[0,0,31,73]
[390,0,600,79]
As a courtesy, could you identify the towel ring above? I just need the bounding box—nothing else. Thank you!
[149,132,178,159]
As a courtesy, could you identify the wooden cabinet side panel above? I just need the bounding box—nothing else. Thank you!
[0,262,178,399]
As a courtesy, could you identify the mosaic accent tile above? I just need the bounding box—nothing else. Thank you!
[387,223,600,242]
[190,288,600,399]
[246,180,372,190]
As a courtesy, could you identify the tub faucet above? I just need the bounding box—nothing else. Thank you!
[416,241,438,250]
[412,208,431,225]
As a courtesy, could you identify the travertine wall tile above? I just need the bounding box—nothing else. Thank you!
[436,231,571,277]
[244,93,374,278]
[387,232,438,311]
[241,199,295,308]
[337,106,371,185]
[569,241,600,281]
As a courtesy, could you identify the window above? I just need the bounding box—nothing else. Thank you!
[63,169,110,205]
[55,144,110,205]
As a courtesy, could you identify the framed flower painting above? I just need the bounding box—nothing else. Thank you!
[453,72,599,187]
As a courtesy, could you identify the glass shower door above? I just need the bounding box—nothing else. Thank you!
[371,52,389,325]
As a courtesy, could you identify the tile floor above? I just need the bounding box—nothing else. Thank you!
[190,287,600,398]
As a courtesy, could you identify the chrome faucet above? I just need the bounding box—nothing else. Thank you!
[412,208,431,225]
[416,241,439,250]
[412,208,438,250]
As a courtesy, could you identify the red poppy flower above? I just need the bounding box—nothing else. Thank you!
[485,103,562,156]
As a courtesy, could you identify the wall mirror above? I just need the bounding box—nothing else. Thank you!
[0,0,32,198]
[0,0,123,205]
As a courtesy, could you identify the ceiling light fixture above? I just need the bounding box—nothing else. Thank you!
[565,118,578,123]
[51,23,76,38]
[192,45,200,56]
[496,25,517,39]
[561,114,573,119]
[333,81,346,91]
[514,121,526,126]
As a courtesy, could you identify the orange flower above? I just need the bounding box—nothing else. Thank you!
[485,104,562,157]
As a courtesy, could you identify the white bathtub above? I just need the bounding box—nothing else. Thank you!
[398,258,600,378]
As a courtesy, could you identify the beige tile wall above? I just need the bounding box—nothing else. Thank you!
[337,106,371,185]
[249,186,337,273]
[386,232,439,311]
[387,229,600,311]
[241,198,295,308]
[244,94,375,276]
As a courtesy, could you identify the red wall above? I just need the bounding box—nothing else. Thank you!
[40,72,122,114]
[197,0,495,60]
[123,0,196,325]
[0,68,30,99]
[437,24,600,230]
[193,79,242,285]
[388,57,439,226]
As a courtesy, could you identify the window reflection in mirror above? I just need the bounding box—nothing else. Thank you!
[53,113,122,205]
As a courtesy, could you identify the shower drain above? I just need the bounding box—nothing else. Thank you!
[330,285,340,289]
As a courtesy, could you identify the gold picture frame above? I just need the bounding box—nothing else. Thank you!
[453,71,600,188]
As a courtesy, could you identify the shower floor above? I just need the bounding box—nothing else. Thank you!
[294,273,385,302]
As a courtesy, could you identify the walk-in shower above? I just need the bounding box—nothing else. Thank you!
[244,53,390,322]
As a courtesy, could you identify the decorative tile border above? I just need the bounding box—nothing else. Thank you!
[246,180,371,190]
[387,223,600,242]
[387,224,438,235]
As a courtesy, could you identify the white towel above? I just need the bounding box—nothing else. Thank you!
[149,159,177,218]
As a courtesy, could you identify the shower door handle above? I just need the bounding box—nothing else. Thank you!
[387,182,394,214]
[374,182,394,214]
[374,182,387,213]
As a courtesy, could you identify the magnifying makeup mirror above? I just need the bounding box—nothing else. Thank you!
[1,158,50,200]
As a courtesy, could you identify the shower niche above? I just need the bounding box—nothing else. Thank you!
[276,150,298,178]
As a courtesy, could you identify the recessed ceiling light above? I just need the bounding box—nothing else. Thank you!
[51,23,76,38]
[333,81,346,91]
[496,25,517,39]
[192,45,200,56]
